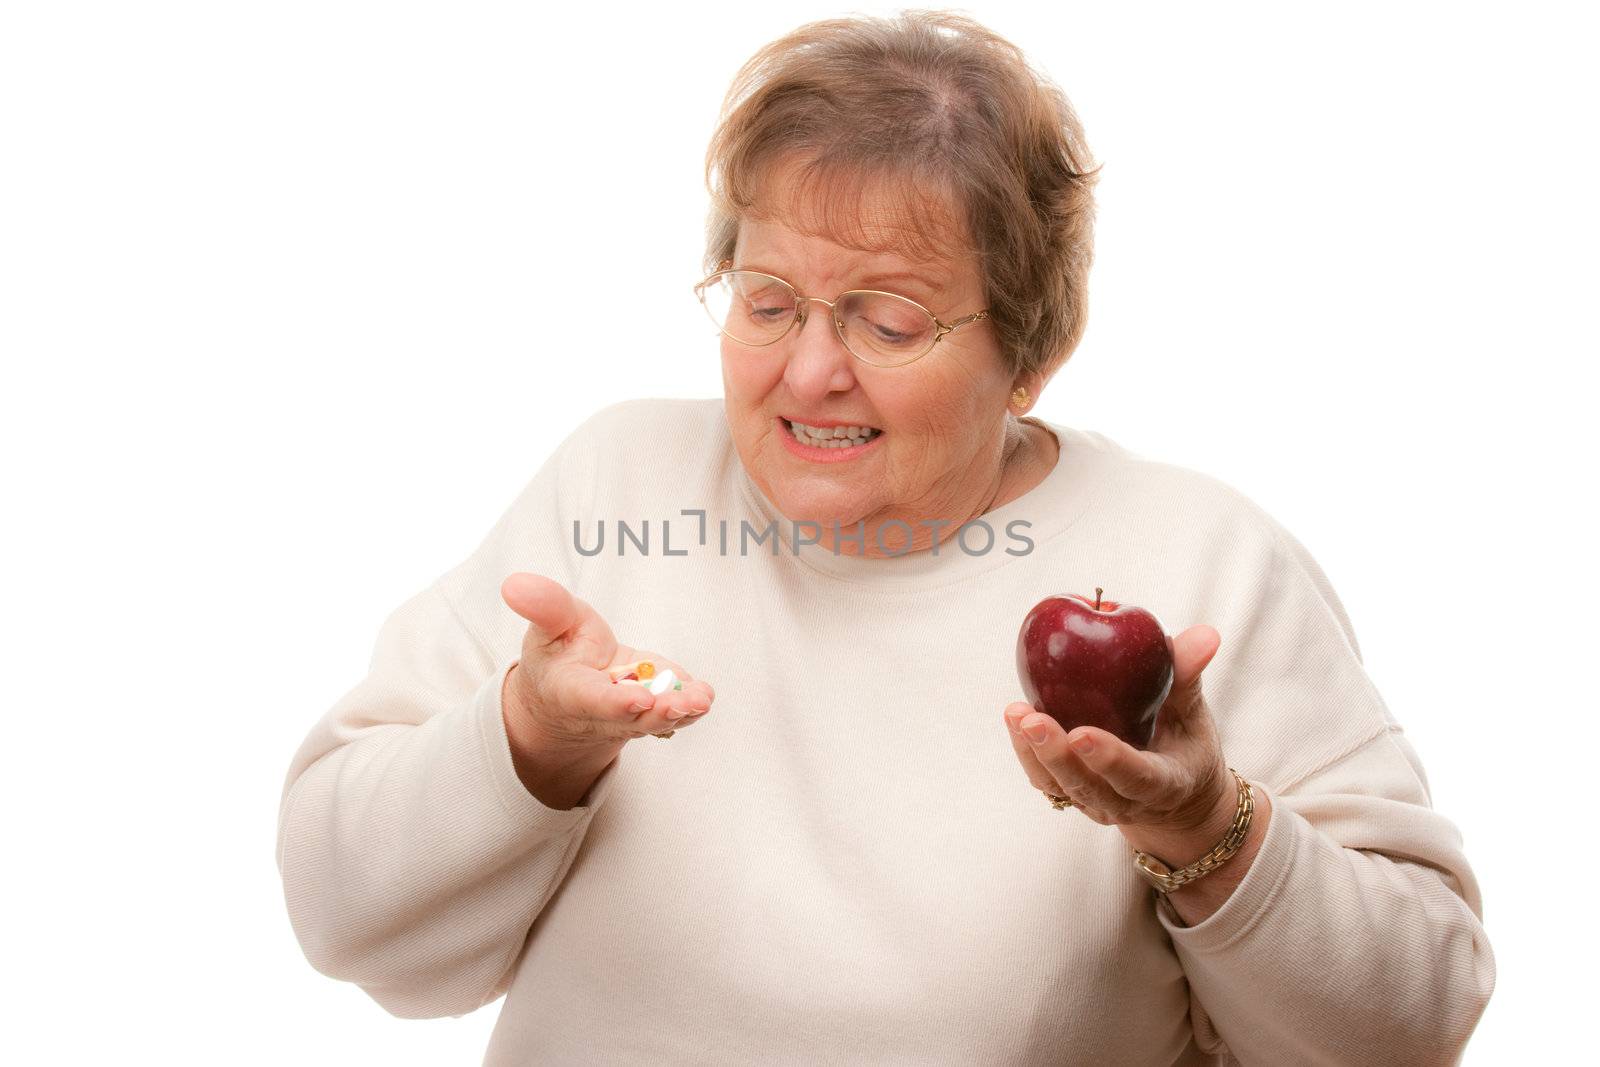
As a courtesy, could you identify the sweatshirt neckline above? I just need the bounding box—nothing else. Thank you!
[734,415,1113,590]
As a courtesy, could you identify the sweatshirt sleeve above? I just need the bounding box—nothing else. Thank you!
[275,415,622,1020]
[1158,505,1496,1066]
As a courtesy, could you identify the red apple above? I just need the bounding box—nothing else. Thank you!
[1016,588,1175,750]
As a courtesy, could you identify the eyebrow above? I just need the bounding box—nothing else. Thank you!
[739,262,948,301]
[857,271,948,297]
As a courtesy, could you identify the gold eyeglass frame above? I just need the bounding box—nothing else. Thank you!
[692,258,991,369]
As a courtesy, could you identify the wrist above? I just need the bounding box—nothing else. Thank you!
[1120,767,1239,869]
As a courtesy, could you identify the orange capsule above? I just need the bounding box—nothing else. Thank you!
[637,661,656,680]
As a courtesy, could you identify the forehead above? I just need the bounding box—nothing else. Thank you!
[735,219,958,292]
[736,155,976,286]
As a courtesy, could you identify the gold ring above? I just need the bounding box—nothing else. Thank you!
[1044,791,1073,810]
[652,729,675,739]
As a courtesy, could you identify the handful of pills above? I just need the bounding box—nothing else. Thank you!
[608,660,683,696]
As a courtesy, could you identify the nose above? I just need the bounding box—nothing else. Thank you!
[783,296,858,400]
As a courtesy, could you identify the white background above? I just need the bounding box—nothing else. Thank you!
[3,1,1594,1062]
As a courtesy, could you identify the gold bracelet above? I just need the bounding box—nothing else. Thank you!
[1132,769,1254,894]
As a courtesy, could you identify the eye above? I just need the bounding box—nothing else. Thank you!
[855,305,929,347]
[734,280,795,324]
[748,303,791,323]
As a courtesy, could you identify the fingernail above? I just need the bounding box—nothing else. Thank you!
[1022,719,1049,744]
[667,707,690,720]
[631,701,653,713]
[1070,735,1094,755]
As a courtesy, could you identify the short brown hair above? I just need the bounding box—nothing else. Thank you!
[703,9,1102,381]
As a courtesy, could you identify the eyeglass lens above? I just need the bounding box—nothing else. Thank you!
[698,271,937,365]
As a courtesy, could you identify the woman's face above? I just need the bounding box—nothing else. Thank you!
[720,197,1025,553]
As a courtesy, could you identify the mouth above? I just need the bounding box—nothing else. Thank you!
[781,417,884,448]
[776,416,885,462]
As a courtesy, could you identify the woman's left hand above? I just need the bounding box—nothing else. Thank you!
[1004,624,1231,834]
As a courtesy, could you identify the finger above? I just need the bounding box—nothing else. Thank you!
[501,573,582,647]
[657,690,708,724]
[1004,702,1062,794]
[1144,627,1222,757]
[681,679,714,713]
[632,682,713,735]
[564,662,655,721]
[640,684,696,721]
[1167,624,1221,711]
[608,673,709,721]
[1063,725,1172,804]
[605,654,712,712]
[1015,711,1121,809]
[601,675,707,735]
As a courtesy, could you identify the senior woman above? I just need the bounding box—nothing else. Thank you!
[276,12,1493,1065]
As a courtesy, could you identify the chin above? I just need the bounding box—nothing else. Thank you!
[733,408,876,524]
[757,470,872,528]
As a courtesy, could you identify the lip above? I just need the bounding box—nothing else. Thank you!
[780,414,881,430]
[775,416,885,464]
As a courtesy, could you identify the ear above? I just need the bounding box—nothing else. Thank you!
[1009,371,1043,414]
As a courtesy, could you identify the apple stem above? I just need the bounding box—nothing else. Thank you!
[1095,587,1103,611]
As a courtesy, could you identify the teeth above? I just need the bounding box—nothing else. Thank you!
[787,419,881,448]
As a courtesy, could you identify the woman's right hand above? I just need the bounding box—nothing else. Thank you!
[499,572,715,754]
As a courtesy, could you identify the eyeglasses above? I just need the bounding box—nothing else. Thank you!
[692,259,990,368]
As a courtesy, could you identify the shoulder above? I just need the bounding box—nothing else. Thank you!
[1053,425,1287,555]
[561,396,728,466]
[1068,426,1360,655]
[550,396,732,511]
[550,398,726,476]
[569,396,725,437]
[436,397,730,626]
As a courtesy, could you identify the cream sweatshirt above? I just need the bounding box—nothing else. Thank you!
[276,398,1494,1066]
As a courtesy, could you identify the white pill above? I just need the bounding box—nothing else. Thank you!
[647,669,677,695]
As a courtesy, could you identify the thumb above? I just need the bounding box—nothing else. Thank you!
[500,572,580,647]
[1167,624,1221,713]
